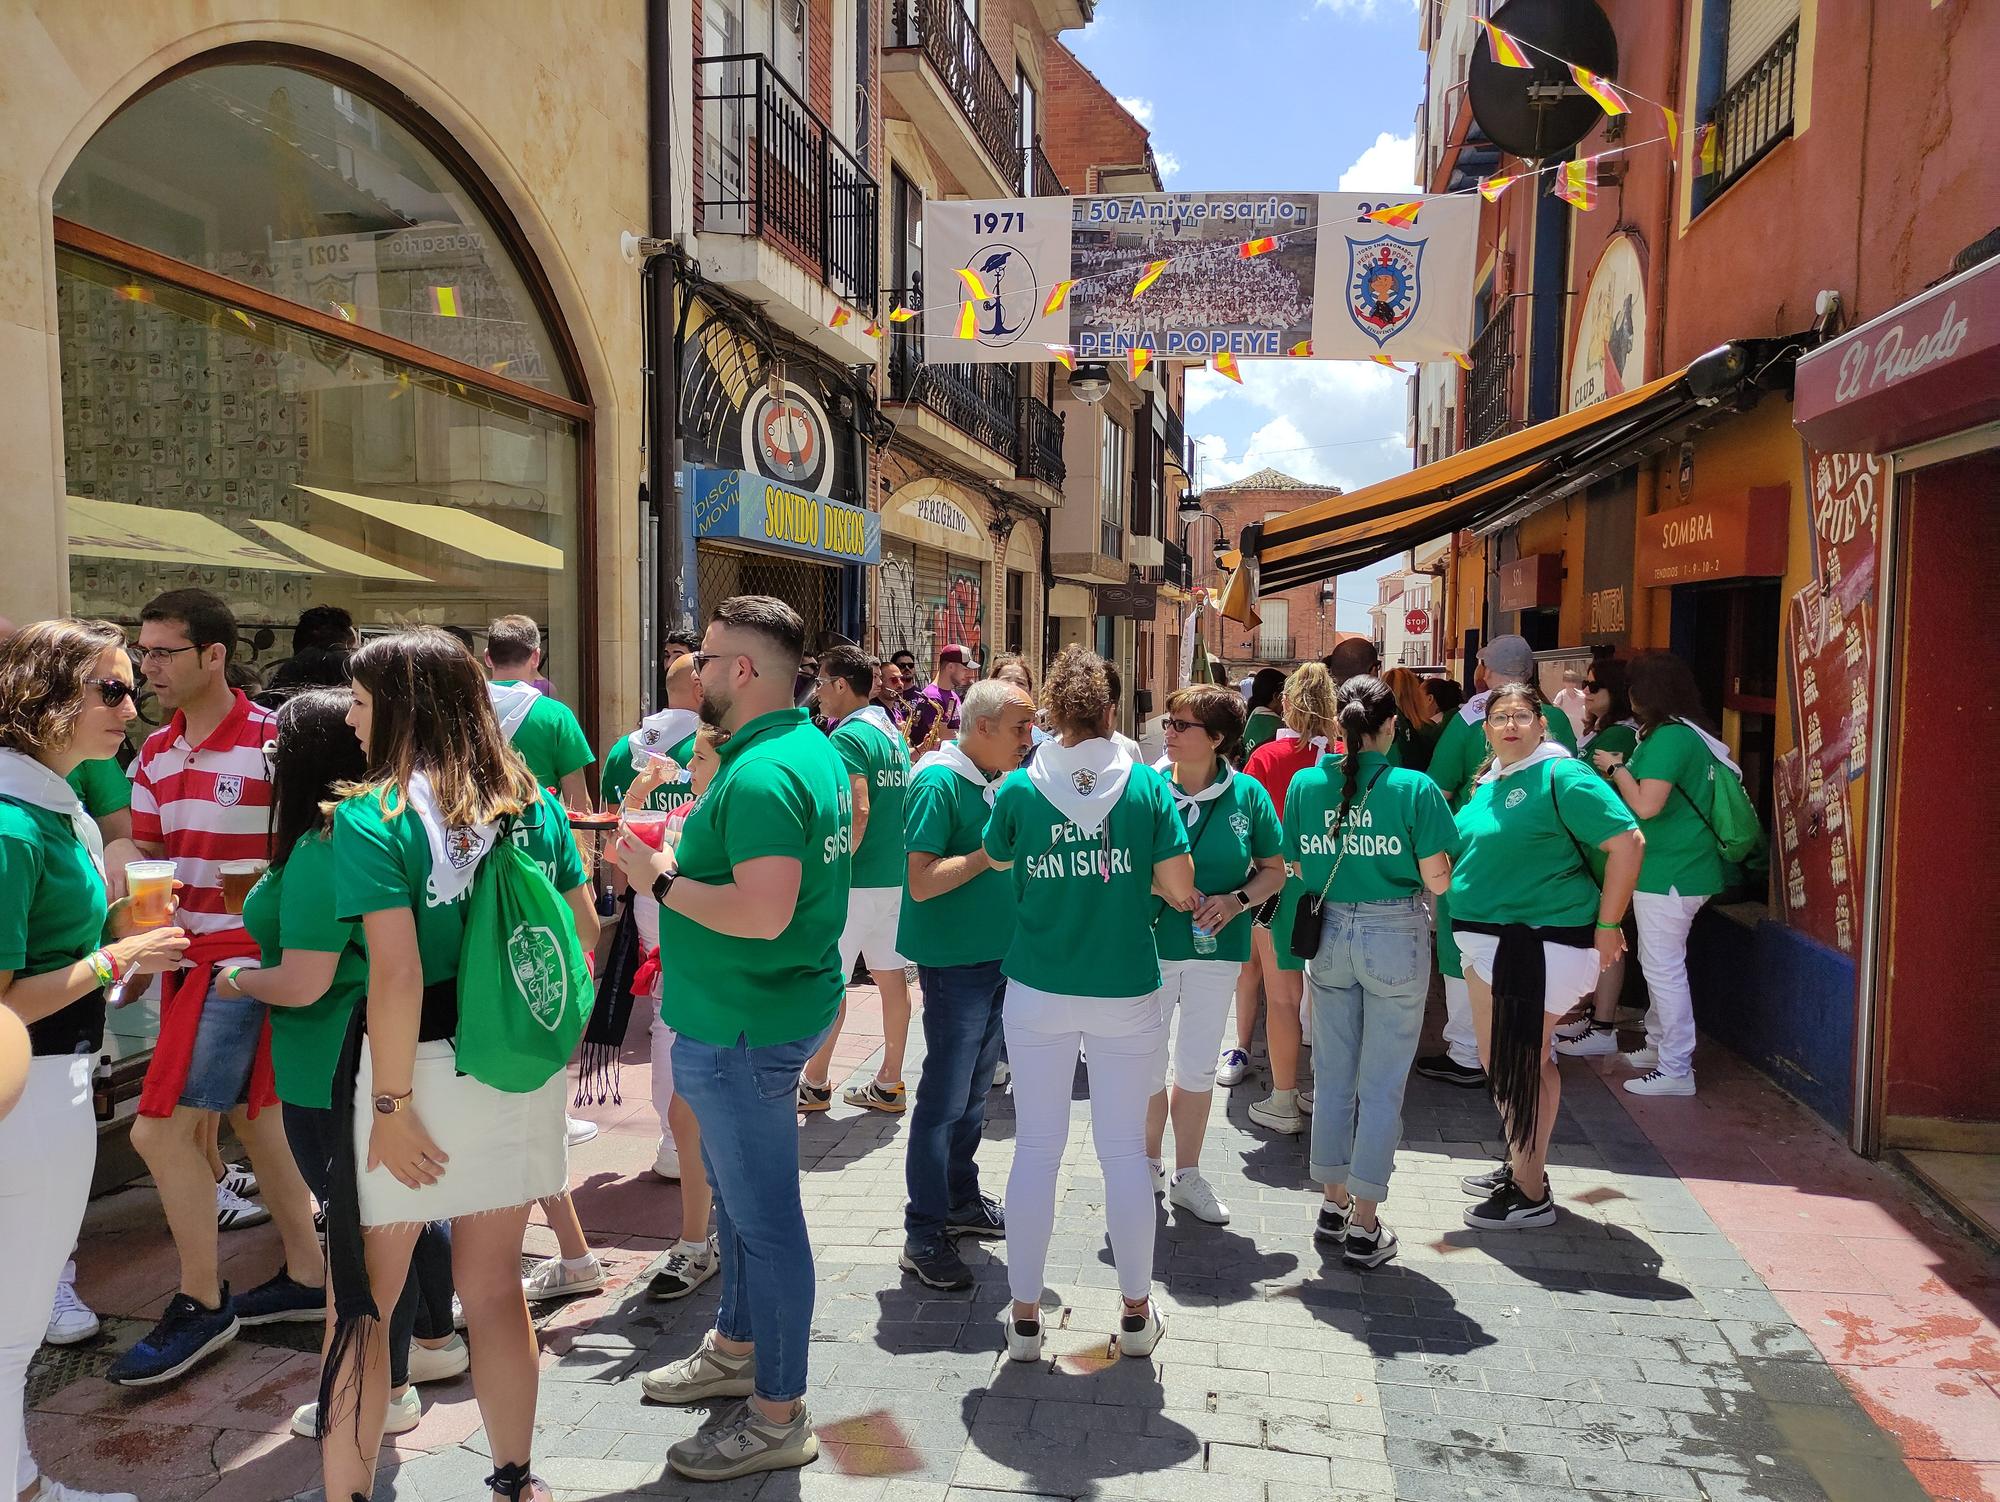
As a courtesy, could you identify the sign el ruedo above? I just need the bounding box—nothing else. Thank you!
[1635,487,1788,587]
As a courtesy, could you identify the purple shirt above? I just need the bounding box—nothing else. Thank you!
[906,682,962,746]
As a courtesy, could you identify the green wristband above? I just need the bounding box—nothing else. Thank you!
[1594,920,1622,931]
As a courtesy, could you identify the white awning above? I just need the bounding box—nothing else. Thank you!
[247,519,431,582]
[67,495,315,572]
[301,486,565,571]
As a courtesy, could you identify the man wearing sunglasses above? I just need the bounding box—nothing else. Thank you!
[103,590,326,1389]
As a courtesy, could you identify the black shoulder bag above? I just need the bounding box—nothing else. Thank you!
[1289,767,1388,961]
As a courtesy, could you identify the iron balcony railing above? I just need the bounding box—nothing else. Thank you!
[1162,537,1191,589]
[890,0,1024,189]
[1017,395,1065,487]
[1031,137,1065,198]
[694,53,880,313]
[1256,633,1296,661]
[1162,401,1188,477]
[1465,305,1515,447]
[1708,20,1800,198]
[887,288,1019,456]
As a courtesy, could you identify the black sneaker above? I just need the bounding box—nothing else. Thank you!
[105,1289,240,1386]
[1415,1054,1488,1087]
[234,1267,325,1325]
[1313,1202,1350,1244]
[899,1239,974,1291]
[945,1194,1005,1239]
[1343,1219,1399,1268]
[1460,1161,1513,1197]
[1463,1180,1558,1230]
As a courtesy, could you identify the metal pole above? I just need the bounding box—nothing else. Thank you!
[647,0,688,708]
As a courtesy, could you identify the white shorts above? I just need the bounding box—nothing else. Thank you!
[839,886,906,974]
[1454,932,1600,1016]
[1149,957,1240,1093]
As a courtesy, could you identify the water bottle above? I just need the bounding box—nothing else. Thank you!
[1192,919,1217,956]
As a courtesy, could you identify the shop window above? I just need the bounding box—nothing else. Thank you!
[1005,568,1026,655]
[1100,418,1127,558]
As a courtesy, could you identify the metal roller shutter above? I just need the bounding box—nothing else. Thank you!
[878,539,989,668]
[1726,0,1800,85]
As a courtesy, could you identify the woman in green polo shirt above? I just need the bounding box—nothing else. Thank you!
[1237,668,1287,763]
[1,618,188,1502]
[1145,684,1286,1228]
[1592,652,1732,1098]
[1450,683,1642,1233]
[1554,657,1641,1061]
[1288,676,1457,1269]
[985,647,1194,1366]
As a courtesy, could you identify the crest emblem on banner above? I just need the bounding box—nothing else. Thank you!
[958,245,1038,351]
[1346,235,1425,348]
[213,773,243,808]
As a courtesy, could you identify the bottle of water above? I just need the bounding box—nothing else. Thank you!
[1192,920,1217,956]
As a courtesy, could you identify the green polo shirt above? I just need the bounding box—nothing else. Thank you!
[1240,708,1283,761]
[1427,698,1579,808]
[601,731,700,815]
[984,764,1189,997]
[242,830,368,1108]
[0,796,106,981]
[1579,721,1640,780]
[1285,751,1458,904]
[1449,756,1636,928]
[65,757,131,818]
[831,712,910,890]
[1154,768,1281,963]
[1626,722,1727,897]
[333,784,587,987]
[658,708,851,1047]
[897,759,1015,967]
[495,682,593,791]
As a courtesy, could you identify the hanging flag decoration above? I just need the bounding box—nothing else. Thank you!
[955,301,978,339]
[332,302,356,322]
[955,267,990,301]
[228,308,256,330]
[1133,259,1169,298]
[828,306,852,329]
[1213,351,1243,384]
[430,286,461,318]
[1479,19,1533,68]
[863,320,883,338]
[1363,202,1422,228]
[1042,278,1076,316]
[1239,237,1277,259]
[1044,343,1076,371]
[888,305,918,323]
[1555,158,1596,211]
[115,282,155,304]
[1694,122,1719,175]
[1370,354,1406,371]
[1447,350,1473,371]
[387,371,413,401]
[1288,339,1314,358]
[488,360,512,375]
[1479,173,1516,203]
[1129,346,1153,380]
[1571,66,1630,117]
[1662,107,1680,157]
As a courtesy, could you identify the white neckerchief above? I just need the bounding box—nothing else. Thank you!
[1027,736,1131,838]
[918,739,1002,806]
[1477,738,1573,785]
[487,681,542,741]
[1274,727,1330,754]
[631,707,701,779]
[0,749,105,877]
[1672,717,1743,778]
[1458,689,1495,725]
[1153,755,1232,826]
[837,703,902,751]
[407,771,499,907]
[1578,717,1640,756]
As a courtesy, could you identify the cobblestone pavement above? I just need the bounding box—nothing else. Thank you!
[28,987,1997,1502]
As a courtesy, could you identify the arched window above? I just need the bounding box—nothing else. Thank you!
[53,52,591,704]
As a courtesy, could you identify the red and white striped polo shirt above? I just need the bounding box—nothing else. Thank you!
[129,690,275,937]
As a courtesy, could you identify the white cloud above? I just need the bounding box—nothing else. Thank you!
[1311,0,1421,14]
[1154,148,1182,180]
[1115,95,1155,127]
[1337,131,1420,194]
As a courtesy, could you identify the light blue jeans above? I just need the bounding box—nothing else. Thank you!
[1306,896,1431,1203]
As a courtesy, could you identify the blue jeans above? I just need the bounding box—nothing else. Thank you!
[672,1027,828,1405]
[1306,897,1431,1203]
[904,961,1007,1246]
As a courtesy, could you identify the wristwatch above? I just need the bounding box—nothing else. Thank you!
[652,868,678,904]
[1233,890,1252,907]
[373,1091,412,1115]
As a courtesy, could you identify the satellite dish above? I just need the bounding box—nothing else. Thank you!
[1467,0,1619,163]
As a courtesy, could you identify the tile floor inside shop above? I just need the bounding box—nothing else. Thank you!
[25,983,2000,1502]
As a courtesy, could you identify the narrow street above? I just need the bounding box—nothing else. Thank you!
[28,990,1998,1502]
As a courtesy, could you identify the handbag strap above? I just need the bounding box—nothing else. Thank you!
[1309,766,1388,907]
[1547,761,1599,878]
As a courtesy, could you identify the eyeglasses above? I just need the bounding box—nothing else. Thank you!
[1487,711,1541,729]
[84,677,137,708]
[1160,716,1207,734]
[133,644,199,667]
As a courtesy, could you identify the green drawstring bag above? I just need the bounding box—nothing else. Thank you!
[455,823,593,1093]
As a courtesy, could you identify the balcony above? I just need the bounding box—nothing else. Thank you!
[1031,138,1066,198]
[1465,306,1515,448]
[1161,401,1188,478]
[1002,394,1066,504]
[1705,21,1800,201]
[885,0,1023,197]
[1255,632,1297,662]
[885,289,1021,479]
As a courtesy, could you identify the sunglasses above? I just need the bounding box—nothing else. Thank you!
[1583,681,1603,692]
[85,677,137,708]
[689,651,760,678]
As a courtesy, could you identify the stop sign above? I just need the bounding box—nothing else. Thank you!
[1404,608,1430,635]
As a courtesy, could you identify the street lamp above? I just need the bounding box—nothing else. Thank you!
[1177,494,1227,684]
[1067,363,1112,405]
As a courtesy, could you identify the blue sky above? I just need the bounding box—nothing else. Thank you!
[1069,0,1429,631]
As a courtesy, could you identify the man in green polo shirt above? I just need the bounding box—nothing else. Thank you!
[618,595,848,1484]
[483,613,594,809]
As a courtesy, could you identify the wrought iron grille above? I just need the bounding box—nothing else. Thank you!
[1031,138,1065,197]
[1709,21,1800,198]
[886,287,1019,456]
[1016,395,1065,487]
[890,0,1024,189]
[1465,306,1515,447]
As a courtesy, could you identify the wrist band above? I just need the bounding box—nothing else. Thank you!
[220,964,243,993]
[1594,920,1623,931]
[86,949,117,989]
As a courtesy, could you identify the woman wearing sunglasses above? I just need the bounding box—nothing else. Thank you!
[1145,685,1286,1226]
[1,620,189,1502]
[1555,659,1641,1060]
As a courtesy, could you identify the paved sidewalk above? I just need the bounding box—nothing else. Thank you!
[26,984,1997,1501]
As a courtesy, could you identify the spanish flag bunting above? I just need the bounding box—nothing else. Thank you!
[1479,173,1516,202]
[430,285,461,318]
[1694,122,1719,175]
[1239,237,1277,259]
[1555,158,1596,211]
[1363,202,1422,228]
[955,301,978,339]
[828,306,852,329]
[1129,346,1152,380]
[1479,18,1533,68]
[1213,350,1243,384]
[1370,354,1405,371]
[1447,350,1473,371]
[1662,107,1680,157]
[888,305,918,323]
[228,308,256,330]
[1571,65,1629,117]
[1042,278,1076,316]
[863,320,883,338]
[955,267,990,301]
[115,282,154,303]
[1044,343,1076,370]
[1133,259,1169,298]
[1288,339,1313,358]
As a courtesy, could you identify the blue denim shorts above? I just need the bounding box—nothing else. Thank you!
[178,990,266,1111]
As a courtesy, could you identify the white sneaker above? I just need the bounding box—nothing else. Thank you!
[991,1060,1011,1089]
[405,1333,469,1383]
[218,1162,259,1199]
[523,1254,606,1302]
[291,1383,420,1439]
[1555,1024,1619,1057]
[1247,1092,1304,1135]
[1149,1158,1168,1198]
[1116,1300,1165,1358]
[1297,1088,1315,1115]
[1214,1047,1250,1087]
[1167,1170,1231,1225]
[1622,1046,1660,1071]
[1005,1312,1043,1363]
[565,1115,600,1146]
[47,1268,100,1346]
[216,1182,270,1231]
[30,1480,138,1502]
[654,1139,682,1180]
[1624,1069,1697,1097]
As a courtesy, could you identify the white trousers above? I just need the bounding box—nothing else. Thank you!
[651,995,677,1148]
[1002,982,1162,1305]
[1635,891,1707,1079]
[1,1055,95,1496]
[1441,975,1480,1068]
[1148,958,1240,1095]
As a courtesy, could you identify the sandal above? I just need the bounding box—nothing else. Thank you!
[486,1460,547,1501]
[842,1079,907,1113]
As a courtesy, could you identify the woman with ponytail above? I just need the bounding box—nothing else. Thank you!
[1285,677,1456,1265]
[1449,683,1642,1230]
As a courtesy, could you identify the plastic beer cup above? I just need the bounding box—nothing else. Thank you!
[125,861,177,929]
[218,859,267,915]
[623,811,671,851]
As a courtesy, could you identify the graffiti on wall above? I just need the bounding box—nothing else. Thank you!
[877,547,985,667]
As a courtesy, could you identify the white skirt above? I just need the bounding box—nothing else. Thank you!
[1455,932,1601,1016]
[353,1039,568,1226]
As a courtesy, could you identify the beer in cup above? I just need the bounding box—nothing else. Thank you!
[125,861,177,929]
[219,859,267,916]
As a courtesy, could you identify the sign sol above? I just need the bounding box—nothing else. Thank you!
[1636,487,1788,587]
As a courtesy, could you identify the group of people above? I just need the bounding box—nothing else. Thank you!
[0,589,1746,1501]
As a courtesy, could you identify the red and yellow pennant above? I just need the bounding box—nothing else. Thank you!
[1363,202,1422,228]
[1555,158,1596,211]
[1288,339,1313,358]
[1042,278,1076,316]
[227,308,256,330]
[1694,122,1719,175]
[1133,259,1169,298]
[828,306,853,329]
[1479,19,1533,68]
[1662,107,1680,157]
[863,320,883,338]
[1129,346,1153,380]
[1371,354,1406,371]
[888,305,918,323]
[1213,351,1243,384]
[1478,173,1516,203]
[956,267,990,301]
[1044,343,1076,371]
[1571,65,1629,117]
[1239,236,1277,259]
[955,301,978,339]
[1447,350,1473,372]
[430,285,461,318]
